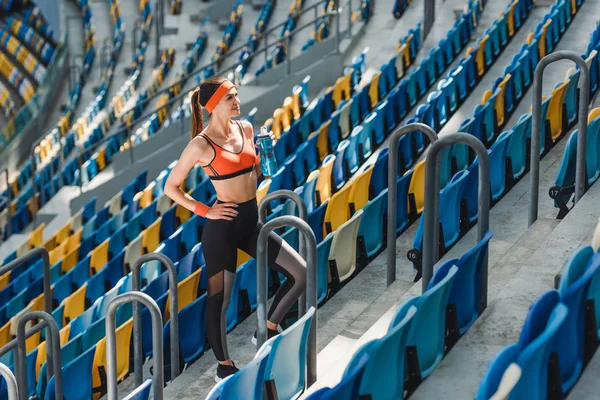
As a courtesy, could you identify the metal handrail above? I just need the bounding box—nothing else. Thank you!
[106,292,164,400]
[529,51,590,227]
[0,247,52,314]
[0,362,18,400]
[258,189,309,316]
[386,123,438,286]
[256,215,318,386]
[131,253,180,384]
[15,312,62,400]
[422,133,490,310]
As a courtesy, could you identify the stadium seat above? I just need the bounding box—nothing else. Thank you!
[505,291,567,398]
[329,210,363,284]
[506,113,530,180]
[123,378,152,400]
[489,130,511,201]
[323,183,352,234]
[45,345,96,400]
[348,304,417,399]
[164,293,207,363]
[315,156,335,205]
[92,319,133,393]
[396,264,458,379]
[258,307,315,400]
[165,268,201,321]
[554,246,599,392]
[217,344,270,399]
[547,81,569,141]
[90,238,109,274]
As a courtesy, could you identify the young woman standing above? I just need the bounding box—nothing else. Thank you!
[164,77,306,382]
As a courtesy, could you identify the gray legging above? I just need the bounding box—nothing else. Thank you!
[201,198,306,362]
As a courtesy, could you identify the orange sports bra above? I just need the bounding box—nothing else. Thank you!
[198,120,259,181]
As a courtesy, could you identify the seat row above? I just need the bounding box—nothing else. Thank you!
[551,22,600,217]
[393,0,413,19]
[302,1,337,52]
[255,0,305,76]
[0,28,46,83]
[0,0,151,237]
[203,0,244,76]
[233,0,274,80]
[405,0,589,268]
[307,232,493,399]
[477,243,600,398]
[6,16,55,64]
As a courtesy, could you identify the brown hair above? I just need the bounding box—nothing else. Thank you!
[190,76,229,139]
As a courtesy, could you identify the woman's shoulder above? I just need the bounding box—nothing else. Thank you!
[238,119,254,139]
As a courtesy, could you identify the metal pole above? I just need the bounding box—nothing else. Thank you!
[422,133,490,308]
[347,0,352,38]
[3,168,11,237]
[131,253,180,384]
[106,292,164,400]
[529,51,590,226]
[16,312,62,400]
[258,190,308,317]
[0,247,52,314]
[0,362,18,400]
[155,0,161,67]
[387,123,438,286]
[424,0,435,39]
[256,216,318,386]
[335,6,341,53]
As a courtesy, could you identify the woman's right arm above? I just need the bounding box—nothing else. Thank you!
[163,139,238,220]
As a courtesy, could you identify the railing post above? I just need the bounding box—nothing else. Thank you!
[258,190,308,317]
[0,247,52,314]
[530,51,590,227]
[422,133,490,309]
[105,292,164,400]
[131,253,180,384]
[285,34,292,76]
[15,312,62,400]
[0,362,18,400]
[387,123,438,286]
[347,0,352,38]
[256,216,318,386]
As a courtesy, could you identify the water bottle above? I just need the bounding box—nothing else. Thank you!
[257,126,278,177]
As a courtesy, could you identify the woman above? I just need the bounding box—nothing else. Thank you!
[164,77,306,382]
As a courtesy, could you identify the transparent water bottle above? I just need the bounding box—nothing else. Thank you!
[257,126,278,177]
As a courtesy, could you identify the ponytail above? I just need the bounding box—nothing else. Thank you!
[191,89,204,140]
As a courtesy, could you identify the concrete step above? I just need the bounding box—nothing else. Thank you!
[412,175,600,399]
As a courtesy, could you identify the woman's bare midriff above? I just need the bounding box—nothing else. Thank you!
[210,170,259,203]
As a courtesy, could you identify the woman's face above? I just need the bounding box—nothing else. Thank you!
[214,86,241,117]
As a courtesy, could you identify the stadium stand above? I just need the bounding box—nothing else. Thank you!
[2,0,600,398]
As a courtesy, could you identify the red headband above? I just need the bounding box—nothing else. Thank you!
[204,81,235,113]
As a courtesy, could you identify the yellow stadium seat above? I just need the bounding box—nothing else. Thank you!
[67,229,82,253]
[56,222,71,245]
[256,179,271,205]
[62,284,87,325]
[547,80,569,141]
[368,71,381,108]
[408,160,426,215]
[0,272,9,290]
[349,164,374,214]
[142,217,161,253]
[332,69,353,109]
[588,108,600,123]
[62,245,80,273]
[495,74,512,127]
[93,318,133,396]
[538,20,551,58]
[506,2,516,37]
[29,223,45,248]
[43,235,57,252]
[49,241,68,265]
[291,91,303,121]
[403,34,413,67]
[316,121,331,160]
[97,148,106,170]
[272,108,285,139]
[475,36,489,76]
[90,239,110,274]
[237,249,251,268]
[315,156,335,205]
[0,321,10,347]
[176,203,192,225]
[59,325,71,345]
[571,0,576,14]
[140,181,155,208]
[165,268,201,321]
[323,183,353,234]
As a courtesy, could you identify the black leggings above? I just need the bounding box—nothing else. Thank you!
[201,198,306,362]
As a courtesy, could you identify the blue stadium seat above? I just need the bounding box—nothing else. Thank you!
[45,345,96,400]
[394,264,458,379]
[357,190,387,258]
[394,170,413,235]
[554,246,599,392]
[333,140,350,191]
[164,294,207,363]
[564,70,580,127]
[510,290,568,398]
[123,379,152,400]
[476,345,520,400]
[307,352,368,400]
[489,130,511,201]
[348,304,416,399]
[506,113,530,181]
[259,307,315,400]
[316,233,333,305]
